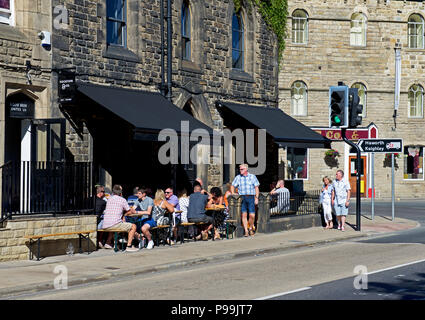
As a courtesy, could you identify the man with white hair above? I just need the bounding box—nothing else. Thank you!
[331,170,351,232]
[231,164,260,237]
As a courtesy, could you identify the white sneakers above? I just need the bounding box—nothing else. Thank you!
[125,246,138,252]
[139,238,145,249]
[147,240,154,250]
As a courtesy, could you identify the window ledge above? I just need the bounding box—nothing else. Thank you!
[180,60,203,74]
[405,48,425,52]
[229,69,254,83]
[0,24,27,42]
[102,45,140,62]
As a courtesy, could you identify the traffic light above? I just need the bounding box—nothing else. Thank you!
[329,86,349,128]
[348,88,363,128]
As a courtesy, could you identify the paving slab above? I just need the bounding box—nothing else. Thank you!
[0,215,419,298]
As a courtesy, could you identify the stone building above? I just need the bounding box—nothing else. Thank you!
[279,0,425,199]
[50,0,284,195]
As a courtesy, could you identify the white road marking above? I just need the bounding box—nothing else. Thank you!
[366,258,425,275]
[254,287,312,300]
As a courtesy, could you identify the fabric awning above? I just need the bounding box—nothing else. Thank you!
[217,101,331,149]
[76,82,216,141]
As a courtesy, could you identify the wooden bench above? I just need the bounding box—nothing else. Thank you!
[150,225,171,246]
[98,228,130,252]
[24,230,95,261]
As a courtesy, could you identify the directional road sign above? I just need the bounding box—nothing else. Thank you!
[357,139,403,153]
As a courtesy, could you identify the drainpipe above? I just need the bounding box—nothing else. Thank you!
[166,0,172,101]
[160,0,165,96]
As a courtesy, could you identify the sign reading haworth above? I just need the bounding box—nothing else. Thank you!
[158,121,267,175]
[357,139,403,153]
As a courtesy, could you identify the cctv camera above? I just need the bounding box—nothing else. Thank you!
[38,31,51,49]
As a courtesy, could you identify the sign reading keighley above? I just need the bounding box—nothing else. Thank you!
[58,71,76,104]
[7,93,35,119]
[357,139,403,153]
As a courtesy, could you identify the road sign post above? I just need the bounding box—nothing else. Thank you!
[341,128,361,231]
[357,138,402,222]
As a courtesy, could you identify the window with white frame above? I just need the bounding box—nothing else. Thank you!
[408,14,424,49]
[404,146,424,180]
[287,148,308,180]
[408,84,424,118]
[291,81,307,116]
[106,0,127,47]
[292,9,308,44]
[351,82,367,117]
[0,0,14,25]
[350,13,367,46]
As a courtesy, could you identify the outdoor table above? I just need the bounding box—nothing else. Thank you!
[205,205,226,241]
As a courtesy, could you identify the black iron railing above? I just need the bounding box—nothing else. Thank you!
[269,190,321,217]
[1,161,94,221]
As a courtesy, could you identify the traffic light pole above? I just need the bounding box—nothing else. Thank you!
[341,128,361,231]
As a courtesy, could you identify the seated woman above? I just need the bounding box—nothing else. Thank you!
[151,189,176,246]
[208,187,227,240]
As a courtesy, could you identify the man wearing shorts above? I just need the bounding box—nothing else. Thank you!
[231,163,260,237]
[102,184,138,251]
[331,170,351,232]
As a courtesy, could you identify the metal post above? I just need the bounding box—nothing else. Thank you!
[392,153,395,221]
[341,128,361,231]
[166,0,172,101]
[371,152,375,220]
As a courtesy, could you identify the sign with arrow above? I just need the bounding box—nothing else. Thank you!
[357,139,403,153]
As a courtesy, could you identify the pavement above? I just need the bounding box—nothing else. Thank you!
[0,214,419,299]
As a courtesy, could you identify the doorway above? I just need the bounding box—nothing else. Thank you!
[349,155,367,198]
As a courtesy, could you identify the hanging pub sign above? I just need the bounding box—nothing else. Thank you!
[58,70,76,104]
[7,93,35,119]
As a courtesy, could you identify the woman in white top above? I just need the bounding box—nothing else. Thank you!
[320,176,334,229]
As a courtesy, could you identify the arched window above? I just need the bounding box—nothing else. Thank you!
[408,14,424,49]
[351,83,367,117]
[181,0,191,60]
[292,9,308,44]
[291,81,307,116]
[408,84,424,118]
[232,12,244,70]
[350,13,367,46]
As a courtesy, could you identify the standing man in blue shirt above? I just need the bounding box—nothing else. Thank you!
[231,163,260,237]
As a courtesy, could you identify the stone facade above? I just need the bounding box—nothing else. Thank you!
[0,215,97,261]
[51,0,279,189]
[279,0,425,199]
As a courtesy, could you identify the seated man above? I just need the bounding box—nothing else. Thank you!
[102,184,138,252]
[187,184,213,241]
[134,188,154,249]
[270,180,290,214]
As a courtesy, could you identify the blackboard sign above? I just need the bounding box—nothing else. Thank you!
[7,93,34,119]
[58,71,76,103]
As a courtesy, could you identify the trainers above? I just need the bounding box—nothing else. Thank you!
[119,238,127,244]
[147,240,154,250]
[126,246,138,252]
[98,242,104,249]
[104,243,113,249]
[341,226,345,232]
[337,224,341,230]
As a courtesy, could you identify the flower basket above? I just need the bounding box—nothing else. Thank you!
[324,149,340,158]
[324,149,340,168]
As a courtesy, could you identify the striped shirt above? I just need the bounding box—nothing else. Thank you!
[102,195,130,229]
[232,173,260,195]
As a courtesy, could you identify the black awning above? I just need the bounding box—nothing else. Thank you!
[76,82,216,141]
[217,101,331,149]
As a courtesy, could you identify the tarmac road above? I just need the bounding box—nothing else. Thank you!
[18,234,425,300]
